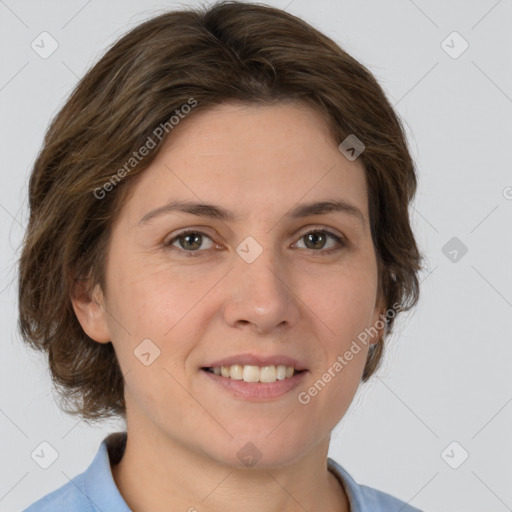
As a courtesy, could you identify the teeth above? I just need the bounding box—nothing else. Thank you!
[208,364,298,383]
[276,365,287,380]
[260,365,276,383]
[230,364,243,380]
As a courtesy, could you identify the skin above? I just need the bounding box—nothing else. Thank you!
[72,101,385,512]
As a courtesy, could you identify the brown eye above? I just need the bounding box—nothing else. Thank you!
[177,232,203,250]
[304,231,327,250]
[164,227,346,259]
[165,230,215,257]
[295,229,346,254]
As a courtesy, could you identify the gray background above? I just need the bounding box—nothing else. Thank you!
[1,0,511,510]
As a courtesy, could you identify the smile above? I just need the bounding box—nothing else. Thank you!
[203,364,303,383]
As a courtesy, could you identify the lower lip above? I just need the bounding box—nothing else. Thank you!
[201,369,308,400]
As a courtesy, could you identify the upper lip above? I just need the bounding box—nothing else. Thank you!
[204,353,308,371]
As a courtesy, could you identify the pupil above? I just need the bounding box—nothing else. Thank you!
[182,233,201,250]
[306,232,324,249]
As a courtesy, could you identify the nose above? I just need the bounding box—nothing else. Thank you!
[222,243,300,335]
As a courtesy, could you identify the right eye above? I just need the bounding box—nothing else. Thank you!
[164,229,217,258]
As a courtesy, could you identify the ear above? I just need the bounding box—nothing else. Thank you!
[70,279,111,343]
[369,293,387,347]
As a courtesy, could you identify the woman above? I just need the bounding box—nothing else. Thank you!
[19,2,423,510]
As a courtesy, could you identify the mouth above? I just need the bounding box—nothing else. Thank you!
[201,364,308,400]
[202,365,306,384]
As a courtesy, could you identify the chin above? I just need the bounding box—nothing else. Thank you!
[207,431,313,470]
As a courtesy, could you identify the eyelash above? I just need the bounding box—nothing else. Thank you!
[163,227,347,258]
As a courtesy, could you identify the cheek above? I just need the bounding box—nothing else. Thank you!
[106,255,181,325]
[105,262,201,419]
[105,258,211,373]
[302,258,379,337]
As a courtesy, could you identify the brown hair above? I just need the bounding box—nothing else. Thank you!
[18,0,422,422]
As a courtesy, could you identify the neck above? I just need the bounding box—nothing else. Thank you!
[110,428,349,512]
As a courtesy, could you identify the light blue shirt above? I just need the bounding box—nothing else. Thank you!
[24,432,423,511]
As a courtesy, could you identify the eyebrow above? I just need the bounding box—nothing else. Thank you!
[139,198,366,228]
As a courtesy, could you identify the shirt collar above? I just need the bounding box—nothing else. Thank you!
[83,432,131,511]
[328,456,367,512]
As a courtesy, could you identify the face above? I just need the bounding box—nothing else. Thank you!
[75,101,385,469]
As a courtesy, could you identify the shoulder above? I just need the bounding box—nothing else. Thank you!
[327,458,423,512]
[23,432,130,512]
[355,483,423,511]
[23,474,91,511]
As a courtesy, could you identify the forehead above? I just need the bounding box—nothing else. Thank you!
[164,100,336,157]
[120,101,369,225]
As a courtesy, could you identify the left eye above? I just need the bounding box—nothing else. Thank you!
[293,229,346,253]
[164,228,346,258]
